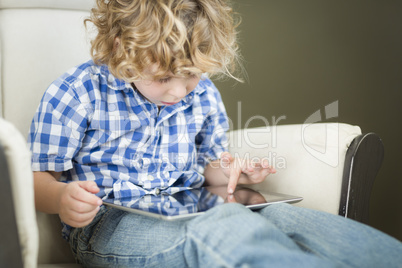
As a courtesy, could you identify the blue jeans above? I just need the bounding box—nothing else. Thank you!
[69,203,402,267]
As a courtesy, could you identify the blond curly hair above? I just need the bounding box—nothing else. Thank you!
[85,0,241,82]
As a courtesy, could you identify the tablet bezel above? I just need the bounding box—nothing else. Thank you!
[102,187,303,221]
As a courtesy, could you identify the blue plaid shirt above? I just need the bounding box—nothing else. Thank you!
[28,60,229,237]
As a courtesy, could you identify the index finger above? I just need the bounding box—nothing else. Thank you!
[71,184,102,206]
[227,161,241,194]
[226,194,237,203]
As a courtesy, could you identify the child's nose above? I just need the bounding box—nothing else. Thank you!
[169,81,188,99]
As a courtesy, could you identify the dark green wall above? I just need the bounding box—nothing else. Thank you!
[215,0,402,241]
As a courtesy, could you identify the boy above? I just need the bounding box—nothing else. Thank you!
[29,0,402,267]
[30,0,273,228]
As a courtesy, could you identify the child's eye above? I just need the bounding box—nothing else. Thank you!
[158,77,172,83]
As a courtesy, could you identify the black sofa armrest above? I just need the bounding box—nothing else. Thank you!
[339,133,384,224]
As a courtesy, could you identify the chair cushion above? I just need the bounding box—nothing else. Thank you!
[0,7,92,137]
[36,212,76,264]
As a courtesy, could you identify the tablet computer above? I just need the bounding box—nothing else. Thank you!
[102,185,303,221]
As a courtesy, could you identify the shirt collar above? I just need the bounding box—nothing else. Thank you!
[182,82,206,104]
[99,64,132,91]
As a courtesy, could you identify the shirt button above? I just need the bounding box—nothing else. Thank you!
[138,159,143,166]
[155,188,161,195]
[147,175,154,181]
[143,158,150,167]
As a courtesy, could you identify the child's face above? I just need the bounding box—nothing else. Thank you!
[133,70,200,106]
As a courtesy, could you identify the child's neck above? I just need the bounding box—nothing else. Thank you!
[131,82,163,114]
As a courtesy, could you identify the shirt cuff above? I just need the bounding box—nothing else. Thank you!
[31,155,73,172]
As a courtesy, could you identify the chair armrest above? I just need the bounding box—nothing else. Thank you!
[0,141,24,267]
[228,123,362,215]
[339,133,384,223]
[0,118,39,267]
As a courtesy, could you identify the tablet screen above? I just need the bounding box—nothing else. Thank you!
[102,186,302,220]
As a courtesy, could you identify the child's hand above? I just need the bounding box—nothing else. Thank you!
[221,152,276,194]
[58,181,102,228]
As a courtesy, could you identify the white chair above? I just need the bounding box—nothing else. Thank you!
[0,1,384,267]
